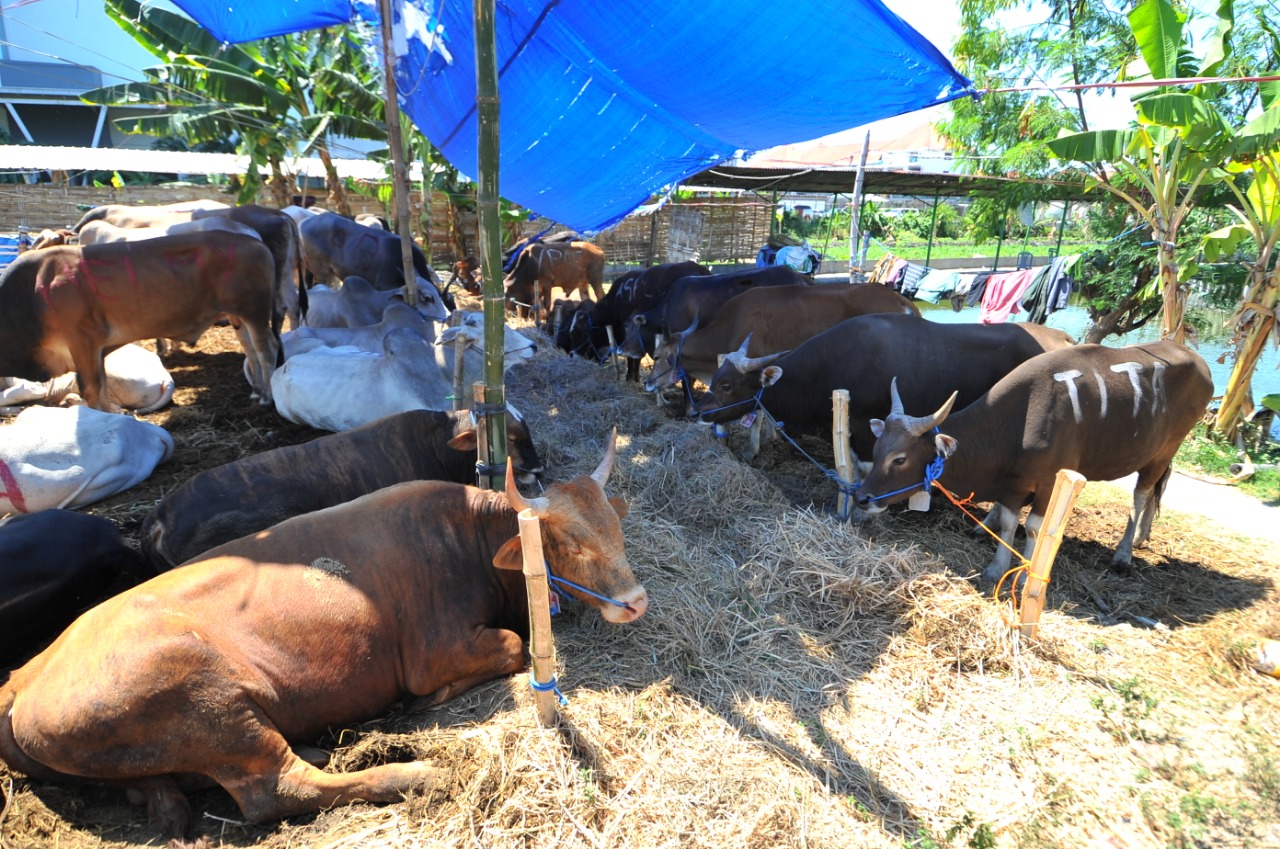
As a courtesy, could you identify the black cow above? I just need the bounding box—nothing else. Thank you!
[564,261,712,381]
[1,510,146,667]
[619,264,811,360]
[141,408,545,570]
[692,314,1076,462]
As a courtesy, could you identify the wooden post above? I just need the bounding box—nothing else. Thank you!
[653,333,664,407]
[1019,469,1087,638]
[533,280,542,332]
[517,509,559,726]
[832,389,853,518]
[605,325,622,379]
[376,0,418,307]
[452,334,468,411]
[848,131,870,283]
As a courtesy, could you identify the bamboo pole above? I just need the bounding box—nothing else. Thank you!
[452,334,467,411]
[474,0,507,491]
[832,389,853,518]
[376,0,418,307]
[1019,469,1087,638]
[517,509,559,726]
[473,380,493,488]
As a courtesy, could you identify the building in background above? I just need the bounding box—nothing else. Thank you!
[0,0,164,150]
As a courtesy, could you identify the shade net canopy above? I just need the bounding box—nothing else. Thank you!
[170,0,973,232]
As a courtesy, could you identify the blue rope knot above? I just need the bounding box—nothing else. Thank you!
[923,453,946,488]
[528,672,569,706]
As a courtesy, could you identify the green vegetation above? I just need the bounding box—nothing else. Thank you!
[1175,421,1280,501]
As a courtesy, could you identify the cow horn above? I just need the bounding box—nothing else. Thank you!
[677,309,700,339]
[590,428,619,486]
[889,377,906,417]
[506,461,549,515]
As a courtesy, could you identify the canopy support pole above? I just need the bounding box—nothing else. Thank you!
[1053,201,1070,258]
[992,201,1009,271]
[377,0,418,307]
[848,131,870,283]
[924,190,940,269]
[475,0,507,491]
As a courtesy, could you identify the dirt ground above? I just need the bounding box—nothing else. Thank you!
[1,318,1278,849]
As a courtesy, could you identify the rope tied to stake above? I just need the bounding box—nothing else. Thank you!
[528,672,568,706]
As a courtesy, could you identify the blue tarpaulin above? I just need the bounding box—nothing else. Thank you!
[169,0,973,232]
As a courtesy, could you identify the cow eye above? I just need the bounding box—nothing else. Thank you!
[891,456,907,466]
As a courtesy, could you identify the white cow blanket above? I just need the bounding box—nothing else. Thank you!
[0,406,174,514]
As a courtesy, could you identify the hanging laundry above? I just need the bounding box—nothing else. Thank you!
[899,262,929,297]
[911,269,961,305]
[965,270,995,308]
[1021,254,1080,324]
[979,268,1036,324]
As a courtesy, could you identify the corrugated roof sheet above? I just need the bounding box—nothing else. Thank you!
[0,145,414,181]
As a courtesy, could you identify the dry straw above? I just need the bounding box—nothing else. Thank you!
[2,320,1278,849]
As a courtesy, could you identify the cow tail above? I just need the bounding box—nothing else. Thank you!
[0,673,73,782]
[1151,463,1174,519]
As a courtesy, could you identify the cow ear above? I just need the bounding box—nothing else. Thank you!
[492,536,524,571]
[608,496,628,520]
[761,366,783,387]
[869,418,886,438]
[447,430,478,451]
[935,433,959,458]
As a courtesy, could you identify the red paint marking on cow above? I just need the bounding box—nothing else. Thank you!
[79,256,120,302]
[122,253,139,290]
[0,457,28,513]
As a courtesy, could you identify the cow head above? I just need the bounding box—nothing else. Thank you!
[619,313,652,359]
[690,335,787,424]
[447,256,482,296]
[563,302,609,362]
[492,430,648,623]
[446,403,545,484]
[643,314,698,393]
[855,378,959,514]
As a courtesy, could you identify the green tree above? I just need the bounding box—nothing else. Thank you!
[83,0,385,210]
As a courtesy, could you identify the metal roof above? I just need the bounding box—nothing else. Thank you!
[685,166,1095,201]
[0,144,413,181]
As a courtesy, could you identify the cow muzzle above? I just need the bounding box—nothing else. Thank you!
[602,586,649,623]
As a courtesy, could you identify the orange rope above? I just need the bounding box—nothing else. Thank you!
[930,481,1051,615]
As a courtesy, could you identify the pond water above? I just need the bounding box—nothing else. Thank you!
[920,301,1280,402]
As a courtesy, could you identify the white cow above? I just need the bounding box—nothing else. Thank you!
[304,276,449,328]
[0,406,174,514]
[0,344,174,414]
[271,328,459,432]
[281,302,435,359]
[76,217,262,247]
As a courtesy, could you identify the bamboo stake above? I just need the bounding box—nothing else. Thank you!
[1019,469,1087,638]
[473,380,492,489]
[452,335,468,411]
[832,389,853,518]
[517,509,559,726]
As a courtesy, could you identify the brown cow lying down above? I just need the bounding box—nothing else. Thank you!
[0,434,647,847]
[0,232,280,410]
[140,407,547,570]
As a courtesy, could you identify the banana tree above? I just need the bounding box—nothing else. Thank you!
[1046,0,1234,343]
[1202,149,1280,438]
[85,0,384,210]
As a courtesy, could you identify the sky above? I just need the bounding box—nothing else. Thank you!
[817,0,1141,147]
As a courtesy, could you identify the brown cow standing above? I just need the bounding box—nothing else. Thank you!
[0,232,280,410]
[504,241,605,318]
[0,438,646,847]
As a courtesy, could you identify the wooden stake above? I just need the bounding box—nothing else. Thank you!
[452,334,468,411]
[376,0,418,307]
[517,509,559,726]
[606,325,622,379]
[832,389,853,518]
[1019,469,1087,638]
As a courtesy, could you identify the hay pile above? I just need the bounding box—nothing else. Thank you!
[2,320,1278,849]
